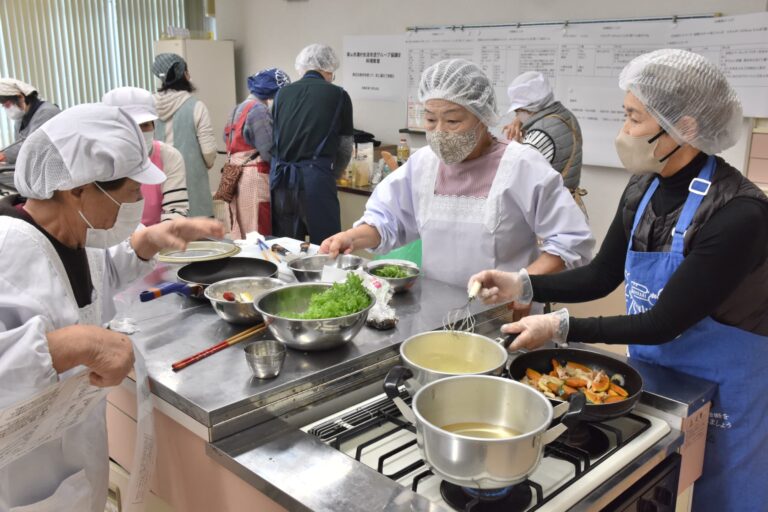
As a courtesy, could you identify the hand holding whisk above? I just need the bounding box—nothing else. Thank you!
[442,280,483,332]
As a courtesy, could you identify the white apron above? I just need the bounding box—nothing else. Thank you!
[415,148,543,288]
[0,220,108,512]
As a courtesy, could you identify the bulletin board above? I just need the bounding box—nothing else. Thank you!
[403,12,768,167]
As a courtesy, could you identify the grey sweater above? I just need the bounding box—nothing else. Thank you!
[5,101,61,164]
[521,101,582,190]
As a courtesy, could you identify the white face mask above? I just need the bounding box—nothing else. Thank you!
[614,129,681,175]
[5,104,24,121]
[79,183,144,248]
[142,131,155,156]
[426,123,482,165]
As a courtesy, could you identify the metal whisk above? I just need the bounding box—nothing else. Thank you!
[442,281,483,332]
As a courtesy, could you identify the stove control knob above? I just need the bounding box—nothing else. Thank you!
[638,498,658,512]
[654,487,674,506]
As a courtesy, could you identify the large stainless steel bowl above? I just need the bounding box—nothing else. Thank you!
[288,254,363,282]
[204,277,284,325]
[365,259,421,293]
[254,283,375,350]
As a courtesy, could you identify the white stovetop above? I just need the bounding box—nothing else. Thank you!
[302,393,670,511]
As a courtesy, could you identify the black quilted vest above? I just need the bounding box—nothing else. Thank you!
[622,156,768,335]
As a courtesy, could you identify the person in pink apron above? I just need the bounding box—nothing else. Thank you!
[471,49,768,512]
[103,87,189,225]
[222,68,290,239]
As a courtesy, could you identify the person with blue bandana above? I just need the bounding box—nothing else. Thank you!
[223,68,291,238]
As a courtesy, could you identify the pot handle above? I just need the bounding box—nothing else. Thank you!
[561,391,587,432]
[139,282,198,302]
[383,365,416,424]
[498,333,519,350]
[540,393,587,445]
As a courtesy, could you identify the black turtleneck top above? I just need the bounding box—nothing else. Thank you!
[531,153,768,344]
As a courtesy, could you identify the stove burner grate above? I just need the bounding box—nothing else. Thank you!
[309,393,653,511]
[440,481,532,512]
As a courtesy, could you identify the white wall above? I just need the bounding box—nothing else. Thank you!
[216,0,767,249]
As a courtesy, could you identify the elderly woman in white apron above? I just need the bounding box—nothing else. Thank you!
[0,104,223,511]
[472,50,768,512]
[321,59,593,297]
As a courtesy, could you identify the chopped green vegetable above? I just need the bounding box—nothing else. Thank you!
[281,273,371,319]
[370,264,410,279]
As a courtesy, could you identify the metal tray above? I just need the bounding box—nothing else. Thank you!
[158,240,241,264]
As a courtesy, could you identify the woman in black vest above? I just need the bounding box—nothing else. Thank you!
[471,49,768,512]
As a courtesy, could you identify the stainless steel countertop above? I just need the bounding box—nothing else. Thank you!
[209,420,683,512]
[208,408,448,512]
[121,258,714,511]
[122,264,506,441]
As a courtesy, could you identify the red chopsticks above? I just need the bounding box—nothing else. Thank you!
[171,323,267,372]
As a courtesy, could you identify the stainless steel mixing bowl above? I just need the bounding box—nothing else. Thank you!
[288,254,363,282]
[204,277,284,324]
[364,259,421,293]
[254,283,375,350]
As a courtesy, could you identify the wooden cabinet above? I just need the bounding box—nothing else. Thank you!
[107,384,286,512]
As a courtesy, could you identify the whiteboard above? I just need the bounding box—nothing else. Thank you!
[404,13,768,167]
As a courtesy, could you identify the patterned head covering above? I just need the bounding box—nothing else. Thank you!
[152,53,187,85]
[247,68,291,100]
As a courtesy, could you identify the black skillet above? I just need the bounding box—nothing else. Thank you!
[508,347,643,423]
[140,257,279,302]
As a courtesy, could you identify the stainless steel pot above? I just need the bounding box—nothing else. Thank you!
[409,375,584,489]
[383,331,513,418]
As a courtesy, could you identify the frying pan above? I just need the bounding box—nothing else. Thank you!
[140,257,279,302]
[508,347,643,422]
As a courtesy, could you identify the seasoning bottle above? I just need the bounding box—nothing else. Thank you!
[397,138,410,165]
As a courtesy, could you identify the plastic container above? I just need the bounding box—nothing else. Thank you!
[353,155,370,187]
[371,159,384,186]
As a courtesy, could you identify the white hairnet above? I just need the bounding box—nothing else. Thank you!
[102,87,158,125]
[0,78,36,96]
[15,104,165,199]
[619,49,743,155]
[418,59,499,127]
[295,44,339,75]
[506,71,554,113]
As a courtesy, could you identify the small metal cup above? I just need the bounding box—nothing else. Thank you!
[244,340,286,379]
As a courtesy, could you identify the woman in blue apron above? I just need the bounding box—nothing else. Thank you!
[270,88,344,244]
[469,49,768,511]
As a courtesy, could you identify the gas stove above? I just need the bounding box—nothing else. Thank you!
[302,392,671,511]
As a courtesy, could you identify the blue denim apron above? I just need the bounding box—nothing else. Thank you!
[625,155,768,511]
[270,89,344,244]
